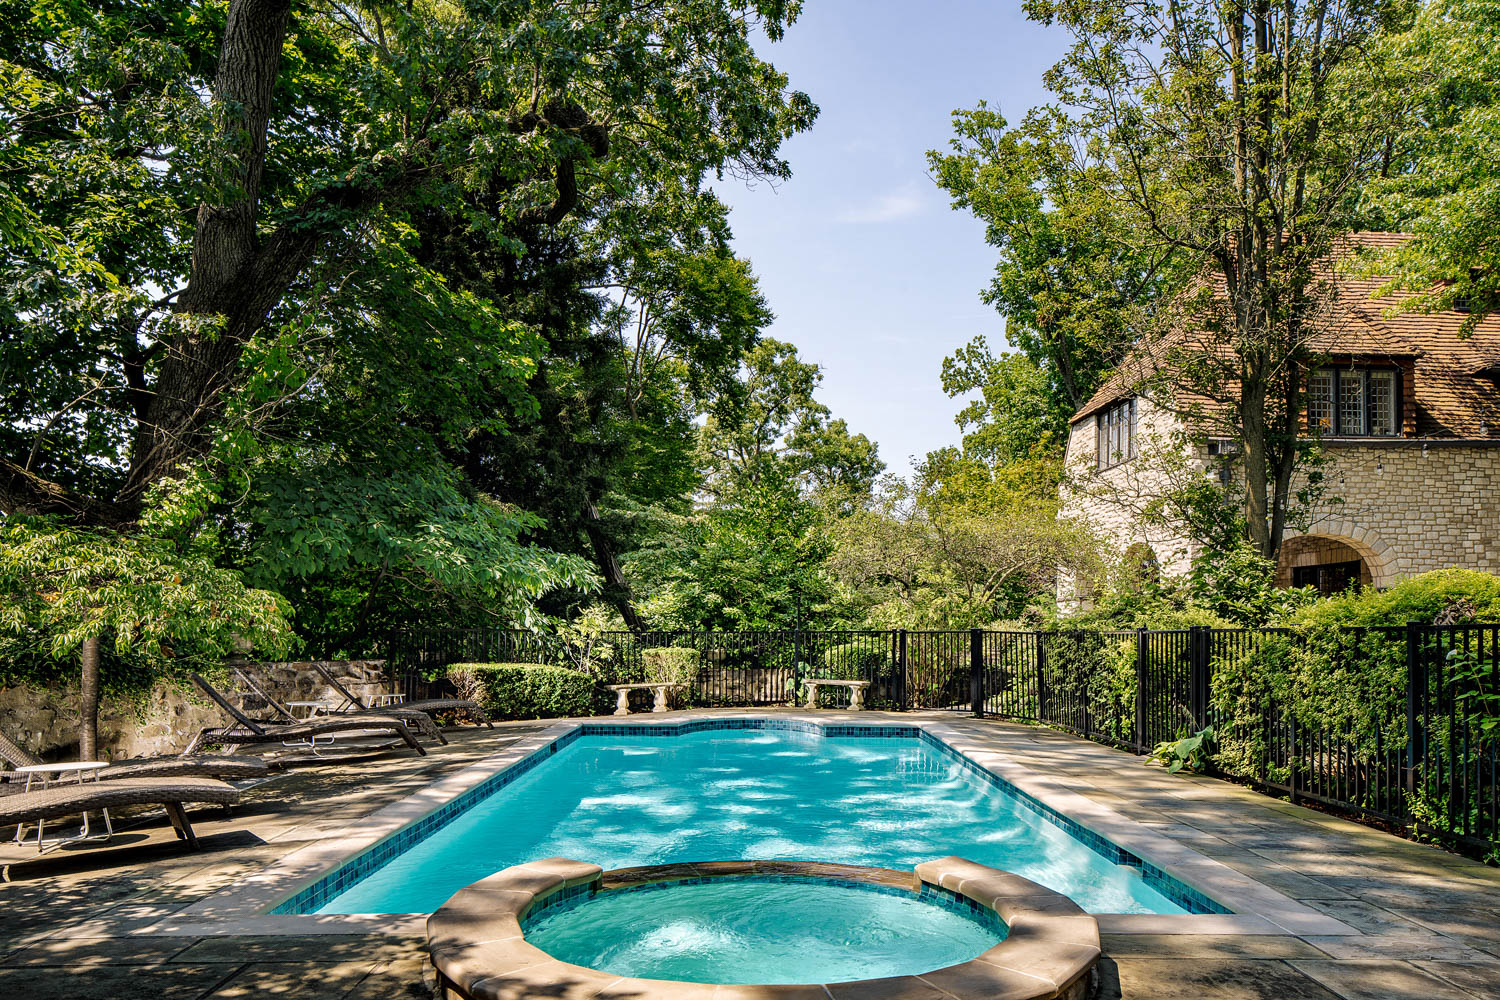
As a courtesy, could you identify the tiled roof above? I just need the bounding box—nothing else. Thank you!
[1071,233,1500,437]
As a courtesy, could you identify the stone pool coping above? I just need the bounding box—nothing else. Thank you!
[428,857,1102,1000]
[147,712,1357,938]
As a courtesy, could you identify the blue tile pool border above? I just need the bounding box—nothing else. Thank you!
[521,872,1013,939]
[270,718,1231,916]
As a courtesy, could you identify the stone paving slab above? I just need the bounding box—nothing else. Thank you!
[0,712,1496,998]
[1288,960,1482,1000]
[0,963,237,1000]
[197,959,378,998]
[1100,958,1345,999]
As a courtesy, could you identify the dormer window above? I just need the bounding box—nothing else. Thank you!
[1307,367,1399,437]
[1097,397,1137,469]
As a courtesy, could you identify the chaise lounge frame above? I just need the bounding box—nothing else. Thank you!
[231,667,447,746]
[312,662,492,730]
[184,674,426,757]
[0,730,268,784]
[0,776,238,868]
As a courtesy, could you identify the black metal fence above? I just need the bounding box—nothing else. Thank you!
[390,621,1500,854]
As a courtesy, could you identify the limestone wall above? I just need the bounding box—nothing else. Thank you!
[1288,443,1500,586]
[1060,396,1198,589]
[0,660,390,762]
[1059,392,1500,597]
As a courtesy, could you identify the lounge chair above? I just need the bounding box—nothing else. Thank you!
[183,674,426,757]
[231,667,447,745]
[0,730,269,783]
[313,662,493,730]
[0,776,237,853]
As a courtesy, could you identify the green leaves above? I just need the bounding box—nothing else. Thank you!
[0,515,293,672]
[1355,0,1500,325]
[242,463,598,633]
[1149,726,1215,775]
[3,0,820,654]
[928,103,1171,416]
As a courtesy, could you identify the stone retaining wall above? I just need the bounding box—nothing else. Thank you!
[0,660,390,762]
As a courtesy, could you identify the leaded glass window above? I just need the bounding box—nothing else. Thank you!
[1097,398,1137,469]
[1339,368,1366,435]
[1368,370,1396,435]
[1307,370,1334,433]
[1306,367,1400,437]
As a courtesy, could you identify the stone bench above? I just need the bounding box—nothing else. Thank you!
[605,682,681,715]
[802,678,870,710]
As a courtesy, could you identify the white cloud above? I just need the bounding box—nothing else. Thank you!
[835,187,927,224]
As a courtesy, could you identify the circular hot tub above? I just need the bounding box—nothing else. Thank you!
[523,868,1006,984]
[427,857,1101,999]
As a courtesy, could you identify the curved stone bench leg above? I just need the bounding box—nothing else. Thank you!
[651,686,669,713]
[804,682,819,708]
[850,686,865,711]
[613,689,631,716]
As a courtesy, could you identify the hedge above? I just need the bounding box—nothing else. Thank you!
[1211,569,1500,779]
[447,662,596,720]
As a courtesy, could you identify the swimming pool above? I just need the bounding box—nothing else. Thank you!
[287,720,1224,915]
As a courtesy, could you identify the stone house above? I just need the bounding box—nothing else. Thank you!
[1061,233,1500,600]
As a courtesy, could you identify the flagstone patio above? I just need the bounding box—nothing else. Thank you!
[1,712,1496,999]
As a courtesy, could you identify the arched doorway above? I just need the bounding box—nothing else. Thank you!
[1277,532,1386,594]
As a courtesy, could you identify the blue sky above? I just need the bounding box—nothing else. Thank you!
[713,1,1071,477]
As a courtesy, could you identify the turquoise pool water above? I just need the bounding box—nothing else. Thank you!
[522,876,1008,984]
[310,725,1194,914]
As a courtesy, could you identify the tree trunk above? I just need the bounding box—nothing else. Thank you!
[582,497,645,632]
[119,0,294,507]
[78,635,101,761]
[1241,377,1274,560]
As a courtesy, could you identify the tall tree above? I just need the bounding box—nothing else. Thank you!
[1,0,816,527]
[2,0,818,654]
[1354,0,1500,324]
[1009,0,1407,560]
[699,338,883,497]
[929,103,1175,416]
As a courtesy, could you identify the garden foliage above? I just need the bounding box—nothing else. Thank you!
[1211,570,1500,778]
[446,662,596,721]
[641,647,701,687]
[0,514,293,696]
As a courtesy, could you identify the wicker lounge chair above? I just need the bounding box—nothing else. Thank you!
[0,730,268,784]
[183,674,426,757]
[313,662,493,730]
[0,777,237,852]
[231,667,447,745]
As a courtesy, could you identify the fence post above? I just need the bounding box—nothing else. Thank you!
[1288,709,1300,805]
[896,630,909,712]
[970,628,984,718]
[1189,625,1210,732]
[1135,629,1148,754]
[1035,631,1048,723]
[1404,620,1421,823]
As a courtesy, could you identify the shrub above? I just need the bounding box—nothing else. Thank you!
[1211,569,1500,776]
[818,642,889,680]
[641,646,700,687]
[1294,568,1500,629]
[448,662,596,720]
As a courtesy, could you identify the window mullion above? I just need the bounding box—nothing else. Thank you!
[1333,370,1341,435]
